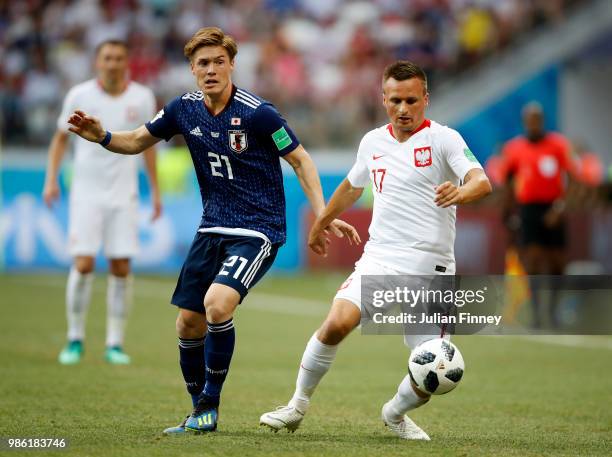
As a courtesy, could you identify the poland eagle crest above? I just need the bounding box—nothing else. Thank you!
[414,146,432,167]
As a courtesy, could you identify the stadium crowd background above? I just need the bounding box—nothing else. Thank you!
[0,0,588,148]
[2,0,611,278]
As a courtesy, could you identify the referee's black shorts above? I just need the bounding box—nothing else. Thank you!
[519,203,566,248]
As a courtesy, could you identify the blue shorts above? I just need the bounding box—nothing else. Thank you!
[171,231,279,313]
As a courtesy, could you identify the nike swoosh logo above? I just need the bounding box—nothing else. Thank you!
[373,155,385,160]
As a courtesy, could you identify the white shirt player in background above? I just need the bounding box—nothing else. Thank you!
[260,61,492,439]
[42,40,162,365]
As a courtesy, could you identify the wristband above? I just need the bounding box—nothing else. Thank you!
[99,130,112,147]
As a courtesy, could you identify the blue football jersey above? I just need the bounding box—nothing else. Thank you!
[145,86,300,244]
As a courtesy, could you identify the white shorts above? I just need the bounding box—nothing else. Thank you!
[334,255,451,348]
[68,201,139,258]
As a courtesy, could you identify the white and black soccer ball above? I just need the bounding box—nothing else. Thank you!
[408,338,465,395]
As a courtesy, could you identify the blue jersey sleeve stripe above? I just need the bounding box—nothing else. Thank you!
[235,95,259,109]
[235,92,260,106]
[235,93,260,106]
[235,98,258,109]
[236,89,261,105]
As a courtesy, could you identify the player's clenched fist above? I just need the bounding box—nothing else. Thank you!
[434,181,464,208]
[67,110,106,143]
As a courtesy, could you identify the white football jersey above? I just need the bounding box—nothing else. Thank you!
[57,79,156,206]
[347,120,482,275]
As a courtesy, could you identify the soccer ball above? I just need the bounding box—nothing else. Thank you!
[408,338,465,395]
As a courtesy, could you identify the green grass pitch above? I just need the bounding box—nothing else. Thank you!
[0,272,610,457]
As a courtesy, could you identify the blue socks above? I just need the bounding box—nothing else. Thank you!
[200,319,235,407]
[178,336,206,407]
[179,319,236,409]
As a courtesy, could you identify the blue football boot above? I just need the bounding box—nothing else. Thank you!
[162,415,190,435]
[185,399,218,433]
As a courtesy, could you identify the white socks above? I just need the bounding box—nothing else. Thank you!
[106,275,133,347]
[66,267,94,341]
[286,335,430,420]
[289,333,338,413]
[65,268,133,347]
[385,373,430,422]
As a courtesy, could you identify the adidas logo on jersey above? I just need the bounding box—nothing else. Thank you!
[190,126,203,137]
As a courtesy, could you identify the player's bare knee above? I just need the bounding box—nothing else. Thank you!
[317,299,360,344]
[317,319,352,345]
[109,258,130,277]
[176,309,206,338]
[203,299,233,324]
[75,264,94,275]
[74,256,95,274]
[204,301,222,322]
[203,284,240,323]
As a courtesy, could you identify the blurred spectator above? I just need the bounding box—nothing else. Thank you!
[564,140,605,212]
[22,47,62,143]
[0,0,590,147]
[456,4,496,70]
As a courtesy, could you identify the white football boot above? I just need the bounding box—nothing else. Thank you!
[381,401,431,441]
[259,405,305,433]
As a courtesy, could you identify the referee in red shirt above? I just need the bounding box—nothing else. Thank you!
[500,102,576,327]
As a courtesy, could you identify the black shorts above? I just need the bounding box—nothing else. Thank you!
[171,231,279,312]
[519,203,566,247]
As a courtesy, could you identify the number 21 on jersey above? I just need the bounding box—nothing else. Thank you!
[372,168,386,193]
[208,152,234,179]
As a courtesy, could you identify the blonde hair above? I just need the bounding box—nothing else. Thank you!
[184,27,238,61]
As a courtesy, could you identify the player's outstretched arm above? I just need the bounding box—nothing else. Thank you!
[308,179,364,256]
[67,110,160,155]
[434,168,492,208]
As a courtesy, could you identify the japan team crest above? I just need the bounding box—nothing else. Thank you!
[414,146,432,167]
[229,130,248,153]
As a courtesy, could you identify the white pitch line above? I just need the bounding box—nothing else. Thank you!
[11,277,611,345]
[4,275,331,318]
[134,277,331,316]
[119,278,612,338]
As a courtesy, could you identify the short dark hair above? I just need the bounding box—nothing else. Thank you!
[95,39,129,56]
[184,27,238,61]
[382,61,427,92]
